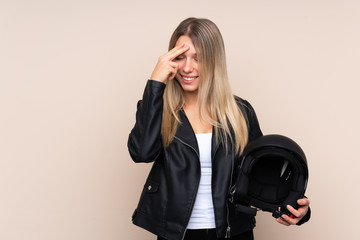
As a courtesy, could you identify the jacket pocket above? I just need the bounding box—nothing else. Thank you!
[138,180,164,218]
[131,181,159,222]
[144,181,159,193]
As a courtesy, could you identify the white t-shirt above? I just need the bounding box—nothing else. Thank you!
[187,133,216,229]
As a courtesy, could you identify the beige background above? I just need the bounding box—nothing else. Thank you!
[1,0,359,239]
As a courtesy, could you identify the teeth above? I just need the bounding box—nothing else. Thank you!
[183,76,196,81]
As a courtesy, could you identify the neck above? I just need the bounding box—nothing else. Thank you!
[182,91,213,134]
[183,90,198,108]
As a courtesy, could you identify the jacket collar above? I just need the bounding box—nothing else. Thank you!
[175,109,221,158]
[175,109,199,154]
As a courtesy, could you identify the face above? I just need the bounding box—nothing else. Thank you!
[173,35,200,94]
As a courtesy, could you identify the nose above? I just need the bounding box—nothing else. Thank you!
[183,58,194,73]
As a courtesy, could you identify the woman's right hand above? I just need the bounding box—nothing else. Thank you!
[150,43,189,83]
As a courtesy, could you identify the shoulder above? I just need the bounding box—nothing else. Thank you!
[234,95,263,140]
[234,96,255,116]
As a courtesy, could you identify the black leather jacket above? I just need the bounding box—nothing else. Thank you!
[128,80,263,240]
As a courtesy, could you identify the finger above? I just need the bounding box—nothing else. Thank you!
[167,44,190,61]
[168,42,185,53]
[160,44,185,61]
[297,198,310,206]
[276,217,290,226]
[168,61,178,80]
[286,205,301,218]
[282,213,299,225]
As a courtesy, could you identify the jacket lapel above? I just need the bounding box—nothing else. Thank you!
[175,109,199,155]
[175,110,222,158]
[211,127,221,159]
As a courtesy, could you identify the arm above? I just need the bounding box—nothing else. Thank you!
[127,80,166,163]
[128,44,190,163]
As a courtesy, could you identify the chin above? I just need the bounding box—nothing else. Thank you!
[176,76,199,93]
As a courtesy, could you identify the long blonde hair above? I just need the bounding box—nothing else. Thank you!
[161,17,248,155]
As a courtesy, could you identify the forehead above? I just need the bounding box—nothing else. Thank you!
[175,35,197,55]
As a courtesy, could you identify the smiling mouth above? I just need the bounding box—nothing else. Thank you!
[180,74,198,82]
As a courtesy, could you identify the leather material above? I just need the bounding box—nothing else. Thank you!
[128,80,263,240]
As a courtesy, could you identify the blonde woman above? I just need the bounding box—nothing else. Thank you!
[128,17,310,240]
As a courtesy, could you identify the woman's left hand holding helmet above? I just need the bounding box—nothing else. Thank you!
[276,198,310,226]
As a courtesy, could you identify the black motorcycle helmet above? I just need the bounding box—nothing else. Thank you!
[230,134,309,218]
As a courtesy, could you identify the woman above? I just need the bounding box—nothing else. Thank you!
[128,17,310,240]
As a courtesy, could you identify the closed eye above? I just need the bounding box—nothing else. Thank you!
[174,55,184,60]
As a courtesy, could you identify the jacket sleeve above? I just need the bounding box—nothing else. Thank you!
[127,80,166,163]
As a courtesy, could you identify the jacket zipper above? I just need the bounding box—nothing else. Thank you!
[174,136,201,240]
[225,152,235,238]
